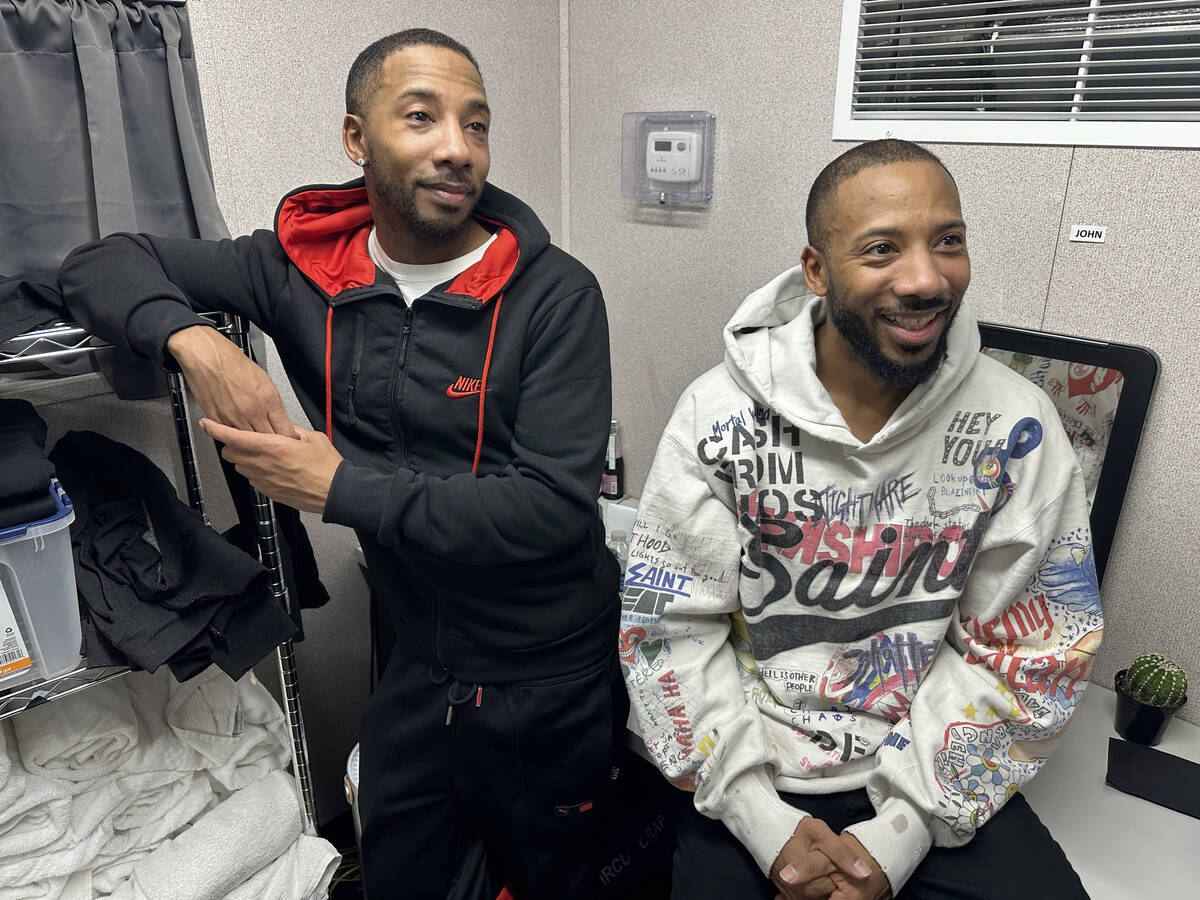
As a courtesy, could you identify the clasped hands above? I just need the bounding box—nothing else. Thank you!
[770,818,892,900]
[166,325,343,514]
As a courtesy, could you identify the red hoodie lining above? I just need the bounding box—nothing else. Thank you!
[279,187,518,305]
[444,223,519,305]
[277,188,375,296]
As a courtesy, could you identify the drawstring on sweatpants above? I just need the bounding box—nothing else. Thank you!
[429,665,483,725]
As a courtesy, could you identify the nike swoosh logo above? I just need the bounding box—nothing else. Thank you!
[446,376,483,398]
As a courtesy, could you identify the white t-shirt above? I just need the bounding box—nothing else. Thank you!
[368,227,498,306]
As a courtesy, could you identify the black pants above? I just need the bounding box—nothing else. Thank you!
[670,787,1089,899]
[358,648,627,900]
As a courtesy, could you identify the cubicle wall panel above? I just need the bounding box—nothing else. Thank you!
[1045,147,1200,723]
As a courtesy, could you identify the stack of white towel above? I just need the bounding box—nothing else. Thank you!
[0,667,339,899]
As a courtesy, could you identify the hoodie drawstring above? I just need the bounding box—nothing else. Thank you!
[429,664,482,726]
[323,307,334,440]
[472,292,504,474]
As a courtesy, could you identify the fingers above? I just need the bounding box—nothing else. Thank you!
[773,818,873,900]
[778,858,836,885]
[775,868,837,898]
[810,829,871,881]
[231,383,292,436]
[790,819,854,878]
[172,329,295,436]
[200,418,282,460]
[267,403,301,439]
[296,427,329,447]
[243,379,296,436]
[199,418,246,447]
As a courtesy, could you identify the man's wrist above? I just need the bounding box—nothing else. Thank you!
[165,323,224,368]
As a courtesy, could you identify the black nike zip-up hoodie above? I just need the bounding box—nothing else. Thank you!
[60,179,619,683]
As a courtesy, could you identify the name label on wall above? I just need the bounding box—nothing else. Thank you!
[1069,224,1107,243]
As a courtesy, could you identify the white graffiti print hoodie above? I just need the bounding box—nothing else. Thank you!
[621,266,1102,892]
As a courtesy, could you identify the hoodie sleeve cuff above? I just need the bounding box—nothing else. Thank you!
[709,767,807,876]
[843,796,934,895]
[323,460,394,535]
[126,300,210,369]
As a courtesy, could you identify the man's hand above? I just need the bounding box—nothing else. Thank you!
[770,818,873,899]
[200,418,343,514]
[816,834,891,900]
[167,325,297,437]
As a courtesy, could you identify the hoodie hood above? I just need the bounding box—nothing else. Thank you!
[722,264,980,449]
[273,178,550,304]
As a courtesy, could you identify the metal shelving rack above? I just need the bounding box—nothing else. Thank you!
[0,316,317,834]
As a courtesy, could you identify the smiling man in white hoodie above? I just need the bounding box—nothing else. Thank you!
[621,140,1098,900]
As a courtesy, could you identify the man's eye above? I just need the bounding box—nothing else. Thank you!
[940,234,964,247]
[408,111,431,122]
[466,121,488,133]
[867,243,894,256]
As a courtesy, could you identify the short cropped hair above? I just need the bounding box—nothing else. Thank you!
[805,139,953,254]
[346,29,482,117]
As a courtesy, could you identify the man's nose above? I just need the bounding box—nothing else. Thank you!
[435,123,472,168]
[893,249,946,299]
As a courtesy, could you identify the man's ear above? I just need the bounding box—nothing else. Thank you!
[800,245,829,297]
[342,114,368,166]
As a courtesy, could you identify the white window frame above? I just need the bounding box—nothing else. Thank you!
[833,0,1200,148]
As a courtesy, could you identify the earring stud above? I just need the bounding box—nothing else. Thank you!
[356,157,366,166]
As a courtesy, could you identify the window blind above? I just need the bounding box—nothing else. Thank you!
[851,0,1200,122]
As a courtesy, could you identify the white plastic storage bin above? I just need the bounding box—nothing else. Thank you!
[0,480,82,689]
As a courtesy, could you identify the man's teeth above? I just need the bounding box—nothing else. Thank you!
[884,311,939,330]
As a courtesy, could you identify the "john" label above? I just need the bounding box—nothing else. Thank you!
[1069,224,1107,243]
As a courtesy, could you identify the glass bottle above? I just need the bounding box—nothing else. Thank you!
[601,419,624,500]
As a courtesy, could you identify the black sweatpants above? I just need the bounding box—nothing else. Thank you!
[670,786,1089,899]
[359,648,627,900]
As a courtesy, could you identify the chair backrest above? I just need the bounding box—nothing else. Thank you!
[979,321,1158,585]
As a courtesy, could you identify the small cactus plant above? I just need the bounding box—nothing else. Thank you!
[1120,653,1188,709]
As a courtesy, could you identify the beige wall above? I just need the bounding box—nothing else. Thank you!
[568,2,1200,723]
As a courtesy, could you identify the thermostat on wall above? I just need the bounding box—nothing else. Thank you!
[646,130,701,183]
[621,110,716,206]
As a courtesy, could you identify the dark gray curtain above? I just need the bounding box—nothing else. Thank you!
[0,0,228,282]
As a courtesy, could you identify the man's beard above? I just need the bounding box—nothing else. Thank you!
[826,283,959,389]
[376,172,477,243]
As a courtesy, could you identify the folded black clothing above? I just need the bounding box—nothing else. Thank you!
[0,487,61,532]
[0,398,50,446]
[0,433,55,496]
[49,430,297,681]
[0,401,57,528]
[0,276,66,344]
[1106,737,1200,820]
